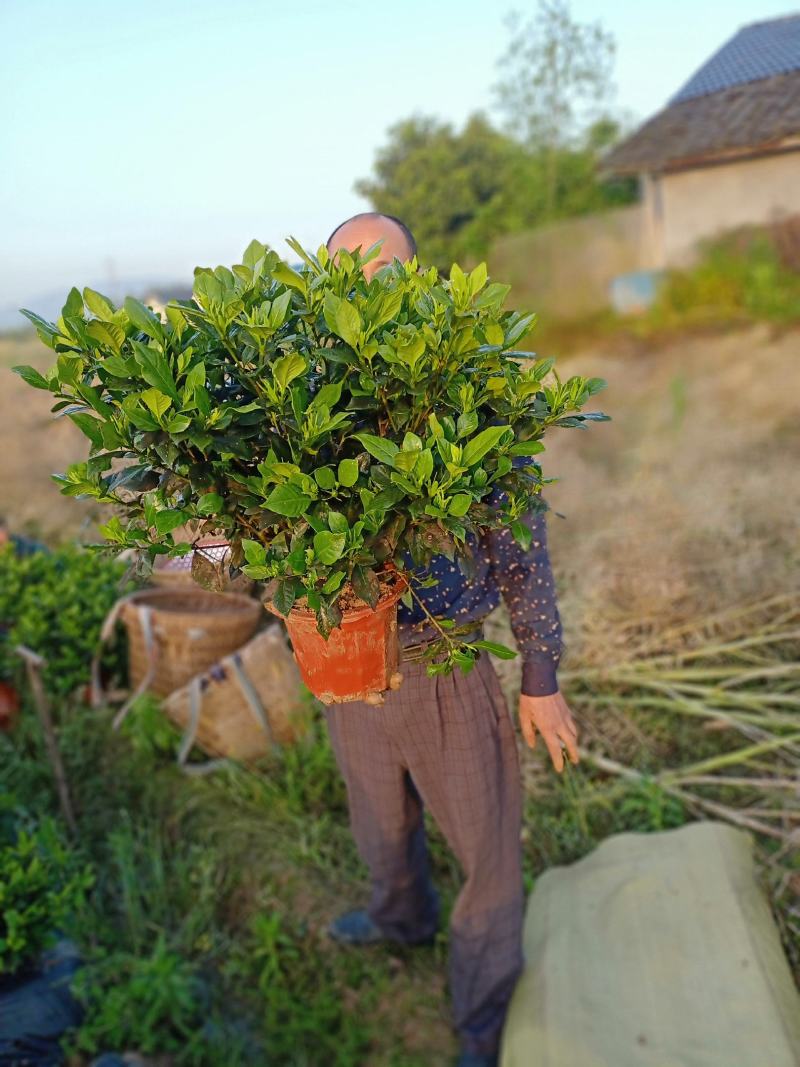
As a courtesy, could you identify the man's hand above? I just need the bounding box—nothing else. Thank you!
[518,691,579,773]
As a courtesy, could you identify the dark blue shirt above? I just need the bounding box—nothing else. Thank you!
[397,504,563,696]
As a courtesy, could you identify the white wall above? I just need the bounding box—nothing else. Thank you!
[645,149,800,267]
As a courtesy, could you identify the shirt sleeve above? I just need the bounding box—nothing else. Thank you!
[486,502,564,697]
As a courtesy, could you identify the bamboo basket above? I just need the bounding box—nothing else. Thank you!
[164,624,312,766]
[88,587,262,721]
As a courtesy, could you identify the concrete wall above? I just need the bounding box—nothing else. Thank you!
[488,148,800,317]
[488,204,648,317]
[647,149,800,267]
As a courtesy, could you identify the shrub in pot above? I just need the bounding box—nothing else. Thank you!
[14,238,608,702]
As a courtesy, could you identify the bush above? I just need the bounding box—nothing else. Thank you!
[648,218,800,327]
[0,803,94,975]
[63,931,210,1061]
[0,542,137,700]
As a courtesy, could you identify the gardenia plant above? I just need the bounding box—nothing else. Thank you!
[15,238,607,671]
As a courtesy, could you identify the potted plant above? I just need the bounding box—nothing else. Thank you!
[13,238,608,703]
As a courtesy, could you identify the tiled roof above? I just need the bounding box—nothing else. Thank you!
[673,14,800,102]
[601,15,800,175]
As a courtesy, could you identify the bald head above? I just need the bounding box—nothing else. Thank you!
[326,212,416,281]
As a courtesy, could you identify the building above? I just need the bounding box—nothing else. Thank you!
[601,14,800,268]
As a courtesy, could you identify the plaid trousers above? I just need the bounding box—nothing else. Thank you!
[322,651,525,1057]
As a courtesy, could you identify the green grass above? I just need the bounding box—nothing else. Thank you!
[1,674,731,1066]
[519,222,800,359]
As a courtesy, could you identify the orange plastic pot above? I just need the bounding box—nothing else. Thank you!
[267,573,407,705]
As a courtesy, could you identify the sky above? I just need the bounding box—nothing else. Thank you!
[1,0,794,316]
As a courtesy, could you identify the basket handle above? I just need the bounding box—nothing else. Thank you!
[175,647,282,776]
[110,603,159,730]
[175,675,235,776]
[90,589,145,709]
[231,651,281,751]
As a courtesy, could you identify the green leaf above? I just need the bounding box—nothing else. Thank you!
[469,262,488,295]
[100,353,137,377]
[131,340,179,402]
[337,458,359,487]
[474,282,511,308]
[456,411,478,439]
[323,292,361,348]
[272,352,306,392]
[11,365,49,390]
[483,322,504,346]
[163,413,191,433]
[264,484,312,517]
[352,433,398,467]
[242,238,267,270]
[313,531,346,565]
[309,381,343,411]
[154,509,187,535]
[511,520,532,551]
[271,260,307,293]
[471,639,518,660]
[124,296,164,339]
[183,360,206,397]
[242,539,266,565]
[99,515,128,543]
[352,565,380,609]
[314,467,336,491]
[322,570,346,595]
[509,440,545,456]
[86,319,125,353]
[272,580,296,616]
[67,412,104,448]
[140,388,172,421]
[62,286,84,320]
[327,511,349,534]
[394,451,419,474]
[448,494,472,517]
[461,425,511,467]
[83,287,115,319]
[454,650,477,673]
[197,492,223,515]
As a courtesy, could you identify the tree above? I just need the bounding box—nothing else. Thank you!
[492,0,616,217]
[354,112,526,271]
[355,113,636,269]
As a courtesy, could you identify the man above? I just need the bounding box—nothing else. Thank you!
[321,212,579,1067]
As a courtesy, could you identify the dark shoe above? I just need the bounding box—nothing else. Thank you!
[326,908,435,947]
[454,1052,499,1067]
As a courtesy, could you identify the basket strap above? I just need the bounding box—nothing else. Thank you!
[111,604,158,730]
[175,673,236,777]
[90,589,146,709]
[229,652,282,751]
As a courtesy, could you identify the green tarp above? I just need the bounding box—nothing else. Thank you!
[500,820,800,1067]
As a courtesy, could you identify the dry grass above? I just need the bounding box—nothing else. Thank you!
[0,332,99,541]
[485,320,800,973]
[488,321,799,684]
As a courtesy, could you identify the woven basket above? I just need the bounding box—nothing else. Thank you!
[149,542,254,595]
[164,625,312,765]
[119,587,261,698]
